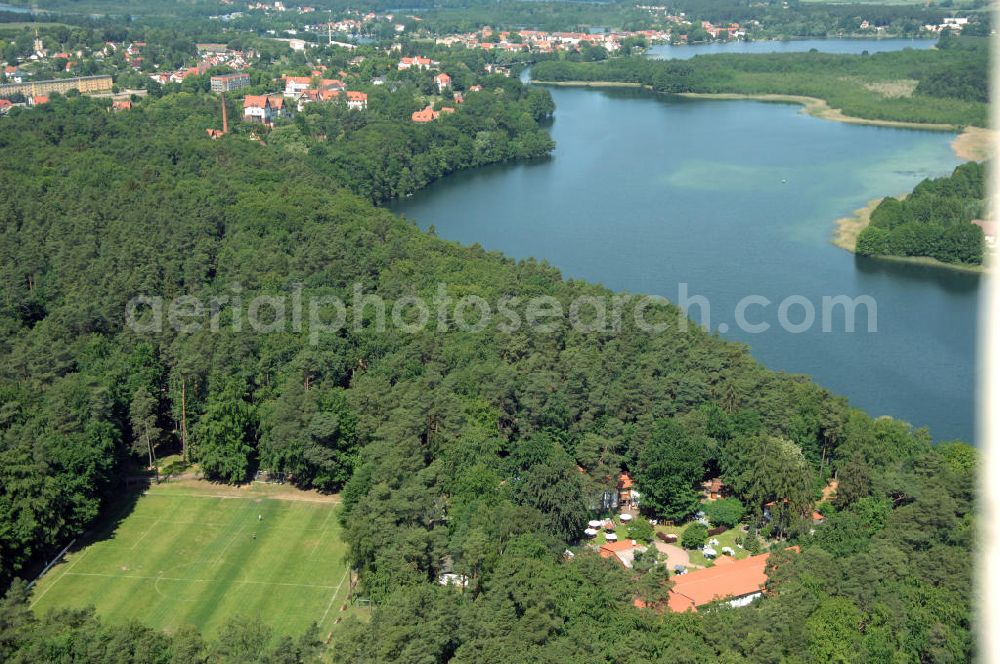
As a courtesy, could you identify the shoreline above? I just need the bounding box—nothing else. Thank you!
[535,81,649,89]
[951,126,995,161]
[831,195,987,274]
[532,82,991,159]
[533,80,991,272]
[676,92,957,132]
[832,197,885,253]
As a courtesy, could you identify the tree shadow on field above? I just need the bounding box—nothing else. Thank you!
[24,487,146,589]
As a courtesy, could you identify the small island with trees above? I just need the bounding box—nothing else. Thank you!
[838,161,989,270]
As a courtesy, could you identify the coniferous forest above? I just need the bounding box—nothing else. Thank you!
[0,86,975,662]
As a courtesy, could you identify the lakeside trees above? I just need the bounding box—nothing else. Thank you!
[856,161,987,265]
[301,78,555,204]
[532,36,989,127]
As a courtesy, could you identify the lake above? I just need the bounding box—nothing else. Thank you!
[391,66,977,445]
[648,38,936,59]
[0,3,35,13]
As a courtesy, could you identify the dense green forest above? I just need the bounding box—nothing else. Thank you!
[295,77,555,204]
[856,161,987,265]
[532,34,989,126]
[0,87,975,661]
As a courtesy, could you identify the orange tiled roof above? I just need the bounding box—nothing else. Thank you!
[667,548,799,612]
[244,94,268,108]
[598,540,635,559]
[244,95,282,109]
[667,552,771,612]
[411,105,435,122]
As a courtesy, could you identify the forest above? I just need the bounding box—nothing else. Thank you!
[856,161,987,265]
[0,83,975,661]
[532,33,990,127]
[293,76,555,204]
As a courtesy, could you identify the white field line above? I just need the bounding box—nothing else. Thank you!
[62,571,340,590]
[142,491,340,504]
[28,538,77,589]
[129,517,161,551]
[29,547,91,609]
[205,501,257,570]
[117,518,330,532]
[307,508,337,560]
[319,568,351,628]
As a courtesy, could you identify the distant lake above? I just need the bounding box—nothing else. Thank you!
[648,38,936,59]
[392,79,978,443]
[0,3,35,14]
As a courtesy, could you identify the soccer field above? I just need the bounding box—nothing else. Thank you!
[29,481,352,638]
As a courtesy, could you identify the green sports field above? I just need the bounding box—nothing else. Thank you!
[29,481,351,638]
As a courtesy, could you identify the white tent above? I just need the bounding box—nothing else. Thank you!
[584,528,598,537]
[619,513,633,522]
[605,532,618,542]
[703,546,717,558]
[588,520,603,529]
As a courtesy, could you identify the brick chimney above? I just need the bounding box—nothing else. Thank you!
[221,93,228,134]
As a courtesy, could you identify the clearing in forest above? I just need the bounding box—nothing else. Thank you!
[29,480,352,638]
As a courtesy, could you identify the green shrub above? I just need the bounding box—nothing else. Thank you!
[681,523,708,550]
[704,498,745,529]
[627,518,655,543]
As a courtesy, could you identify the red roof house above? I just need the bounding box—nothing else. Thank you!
[667,547,799,612]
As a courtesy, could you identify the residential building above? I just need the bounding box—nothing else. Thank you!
[318,78,345,91]
[283,75,313,96]
[244,94,285,124]
[346,90,367,110]
[3,65,22,83]
[701,478,725,502]
[411,105,436,122]
[0,75,113,100]
[666,549,798,612]
[484,63,511,77]
[598,539,646,569]
[398,56,437,71]
[435,72,451,92]
[211,73,251,92]
[618,472,640,509]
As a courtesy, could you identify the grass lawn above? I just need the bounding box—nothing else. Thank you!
[655,521,753,567]
[30,480,355,639]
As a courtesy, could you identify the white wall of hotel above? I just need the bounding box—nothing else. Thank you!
[728,592,762,608]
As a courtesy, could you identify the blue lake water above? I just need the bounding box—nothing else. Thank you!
[648,38,936,59]
[393,46,978,444]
